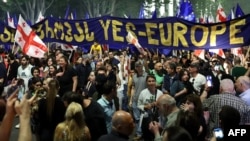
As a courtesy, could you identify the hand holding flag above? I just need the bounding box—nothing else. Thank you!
[14,15,48,58]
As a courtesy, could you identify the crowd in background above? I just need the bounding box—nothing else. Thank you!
[0,41,250,141]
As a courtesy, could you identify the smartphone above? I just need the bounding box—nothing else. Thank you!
[214,128,224,139]
[206,75,213,87]
[17,85,25,100]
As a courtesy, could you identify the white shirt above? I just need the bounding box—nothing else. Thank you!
[239,88,250,106]
[190,73,206,94]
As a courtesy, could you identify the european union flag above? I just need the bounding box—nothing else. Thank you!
[235,3,244,17]
[159,49,171,56]
[178,0,196,22]
[139,4,145,19]
[152,9,157,19]
[64,5,70,19]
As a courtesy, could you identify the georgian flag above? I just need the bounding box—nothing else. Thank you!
[209,49,225,58]
[194,49,206,61]
[61,44,77,51]
[35,11,45,23]
[216,3,227,22]
[126,31,144,54]
[7,12,15,28]
[14,15,48,58]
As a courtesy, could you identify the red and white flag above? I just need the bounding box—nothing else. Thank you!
[35,11,45,23]
[194,49,206,60]
[7,12,15,28]
[209,49,225,58]
[216,3,227,22]
[231,47,242,56]
[14,15,48,58]
[126,31,144,54]
[61,44,77,51]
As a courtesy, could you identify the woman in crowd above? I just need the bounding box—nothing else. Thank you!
[83,71,96,99]
[56,56,77,96]
[46,65,57,79]
[62,92,107,141]
[36,79,66,141]
[43,57,56,76]
[54,102,91,141]
[171,69,195,106]
[180,94,207,141]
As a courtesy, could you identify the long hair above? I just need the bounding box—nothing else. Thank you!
[46,79,60,121]
[54,102,89,141]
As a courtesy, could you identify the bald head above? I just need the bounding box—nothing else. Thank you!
[235,76,250,93]
[220,79,235,94]
[238,76,250,89]
[157,94,176,106]
[112,110,134,136]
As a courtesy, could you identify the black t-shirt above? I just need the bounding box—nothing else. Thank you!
[84,100,107,141]
[57,66,77,96]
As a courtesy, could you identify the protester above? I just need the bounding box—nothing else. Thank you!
[62,92,107,141]
[137,75,163,141]
[148,94,179,141]
[129,61,147,140]
[235,75,250,105]
[98,110,134,141]
[36,79,66,141]
[54,102,91,141]
[56,55,77,96]
[202,79,250,137]
[97,80,118,133]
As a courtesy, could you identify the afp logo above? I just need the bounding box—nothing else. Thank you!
[224,126,250,141]
[227,129,246,136]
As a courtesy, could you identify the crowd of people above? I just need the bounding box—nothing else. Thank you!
[0,43,250,141]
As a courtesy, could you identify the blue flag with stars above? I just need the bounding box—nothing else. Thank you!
[177,0,196,22]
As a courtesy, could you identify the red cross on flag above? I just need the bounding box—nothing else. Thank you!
[209,49,225,58]
[216,3,227,22]
[7,12,15,28]
[14,15,48,58]
[126,31,145,54]
[194,49,206,61]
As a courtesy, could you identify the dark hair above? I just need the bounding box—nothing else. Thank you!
[168,62,177,72]
[146,75,156,82]
[219,105,241,129]
[185,94,203,118]
[175,110,200,141]
[178,69,190,81]
[62,91,83,106]
[96,66,107,75]
[21,55,29,61]
[102,80,116,95]
[163,126,193,141]
[31,67,40,75]
[46,57,56,65]
[8,53,15,60]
